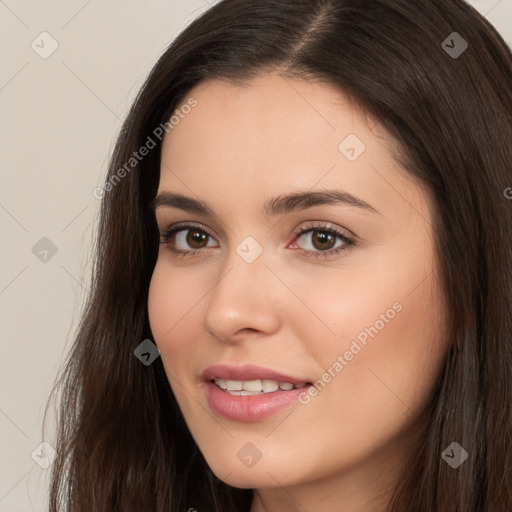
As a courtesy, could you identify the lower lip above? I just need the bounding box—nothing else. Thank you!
[205,381,311,422]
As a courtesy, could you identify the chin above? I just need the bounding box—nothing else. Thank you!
[206,458,295,489]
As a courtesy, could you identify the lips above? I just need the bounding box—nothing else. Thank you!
[201,364,314,421]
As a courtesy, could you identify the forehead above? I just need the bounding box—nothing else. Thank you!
[158,72,428,224]
[165,72,381,158]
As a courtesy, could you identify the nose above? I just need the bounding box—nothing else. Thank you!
[203,245,281,343]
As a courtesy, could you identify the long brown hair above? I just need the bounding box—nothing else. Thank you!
[45,0,512,510]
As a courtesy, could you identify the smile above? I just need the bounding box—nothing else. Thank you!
[213,378,308,395]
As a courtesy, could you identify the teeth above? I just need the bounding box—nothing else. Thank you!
[243,380,263,391]
[226,380,243,391]
[262,380,279,392]
[215,379,227,390]
[214,378,305,394]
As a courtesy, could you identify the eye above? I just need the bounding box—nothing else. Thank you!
[159,221,355,260]
[289,222,355,260]
[159,223,217,258]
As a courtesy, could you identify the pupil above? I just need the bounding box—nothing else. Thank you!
[314,231,333,250]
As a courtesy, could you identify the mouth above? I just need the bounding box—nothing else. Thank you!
[202,364,314,421]
[210,378,311,395]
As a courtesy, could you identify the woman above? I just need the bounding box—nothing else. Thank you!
[46,0,512,510]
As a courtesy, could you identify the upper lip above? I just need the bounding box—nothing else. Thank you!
[202,364,311,385]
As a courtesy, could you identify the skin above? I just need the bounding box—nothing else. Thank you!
[148,71,450,512]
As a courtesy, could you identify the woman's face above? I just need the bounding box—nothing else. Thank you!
[148,72,449,509]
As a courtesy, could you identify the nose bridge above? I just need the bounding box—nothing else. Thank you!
[203,235,280,339]
[217,234,270,296]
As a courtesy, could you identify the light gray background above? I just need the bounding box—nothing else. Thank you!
[1,1,510,510]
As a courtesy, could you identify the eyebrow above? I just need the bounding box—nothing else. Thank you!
[150,190,380,217]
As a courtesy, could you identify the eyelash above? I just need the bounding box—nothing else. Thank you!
[158,221,355,260]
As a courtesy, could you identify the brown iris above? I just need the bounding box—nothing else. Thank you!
[310,230,336,251]
[186,229,208,249]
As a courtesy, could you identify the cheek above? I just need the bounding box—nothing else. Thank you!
[147,264,173,344]
[147,262,202,368]
[290,239,448,433]
[312,273,447,448]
